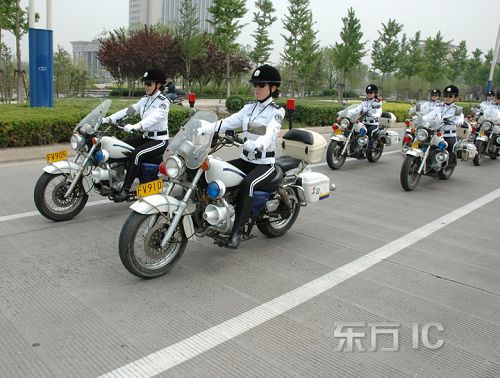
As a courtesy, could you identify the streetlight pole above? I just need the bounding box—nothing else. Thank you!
[486,24,500,92]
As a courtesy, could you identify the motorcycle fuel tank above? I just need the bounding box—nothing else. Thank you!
[100,136,135,159]
[205,156,245,188]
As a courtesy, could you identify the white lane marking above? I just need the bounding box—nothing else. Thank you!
[100,187,500,378]
[0,199,111,223]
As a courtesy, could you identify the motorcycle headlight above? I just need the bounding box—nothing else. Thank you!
[207,180,226,199]
[95,149,109,163]
[340,118,350,129]
[435,151,448,163]
[166,155,185,179]
[481,121,492,131]
[70,133,86,150]
[496,136,500,145]
[416,129,429,142]
[357,135,369,146]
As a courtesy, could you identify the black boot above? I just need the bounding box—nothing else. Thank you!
[226,195,254,249]
[114,188,130,203]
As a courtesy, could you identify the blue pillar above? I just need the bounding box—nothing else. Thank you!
[29,28,53,107]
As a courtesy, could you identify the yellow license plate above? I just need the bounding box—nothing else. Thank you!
[335,128,342,135]
[136,179,163,198]
[411,141,420,149]
[46,150,68,163]
[480,131,485,136]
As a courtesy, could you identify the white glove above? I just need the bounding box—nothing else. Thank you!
[124,123,141,133]
[243,139,257,152]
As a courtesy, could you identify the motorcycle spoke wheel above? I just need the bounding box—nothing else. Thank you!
[257,191,301,238]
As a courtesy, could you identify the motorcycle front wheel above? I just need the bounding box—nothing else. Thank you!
[326,141,346,170]
[400,155,422,191]
[258,188,301,238]
[367,139,384,162]
[34,172,89,221]
[119,212,187,279]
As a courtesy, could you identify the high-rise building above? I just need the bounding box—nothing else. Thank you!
[71,40,110,79]
[129,0,213,33]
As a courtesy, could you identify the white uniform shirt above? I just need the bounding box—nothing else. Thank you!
[480,100,495,113]
[217,97,285,164]
[423,103,464,136]
[420,100,442,115]
[109,91,170,140]
[348,98,382,126]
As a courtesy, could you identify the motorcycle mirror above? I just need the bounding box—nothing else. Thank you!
[189,108,196,117]
[126,106,136,117]
[248,121,267,135]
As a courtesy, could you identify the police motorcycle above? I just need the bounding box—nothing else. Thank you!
[34,100,163,221]
[400,115,456,191]
[118,111,334,278]
[471,106,500,166]
[327,104,397,169]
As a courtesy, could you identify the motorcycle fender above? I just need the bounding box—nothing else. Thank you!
[130,195,197,241]
[475,136,488,142]
[330,135,346,142]
[42,161,92,192]
[406,149,424,158]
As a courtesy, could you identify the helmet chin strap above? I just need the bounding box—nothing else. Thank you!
[258,84,272,103]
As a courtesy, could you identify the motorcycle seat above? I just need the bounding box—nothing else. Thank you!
[275,156,302,172]
[381,112,393,119]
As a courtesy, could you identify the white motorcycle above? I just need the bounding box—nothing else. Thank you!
[118,111,334,278]
[471,107,500,166]
[34,100,163,221]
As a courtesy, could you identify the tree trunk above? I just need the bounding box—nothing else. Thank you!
[15,0,23,103]
[225,53,230,98]
[337,67,345,102]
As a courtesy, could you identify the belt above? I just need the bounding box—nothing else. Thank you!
[243,150,275,158]
[144,130,168,138]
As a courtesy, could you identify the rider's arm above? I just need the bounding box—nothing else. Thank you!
[453,111,464,126]
[138,100,170,131]
[347,103,363,118]
[216,107,245,133]
[107,100,142,123]
[254,108,285,150]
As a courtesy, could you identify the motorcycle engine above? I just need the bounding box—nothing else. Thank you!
[202,200,235,233]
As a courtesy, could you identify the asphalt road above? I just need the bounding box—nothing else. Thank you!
[0,131,499,377]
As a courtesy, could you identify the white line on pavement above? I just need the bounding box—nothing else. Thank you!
[99,186,500,378]
[0,199,111,223]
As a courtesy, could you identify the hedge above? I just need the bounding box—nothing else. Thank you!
[0,99,190,148]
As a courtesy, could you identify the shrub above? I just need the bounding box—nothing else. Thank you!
[0,99,190,148]
[225,95,246,112]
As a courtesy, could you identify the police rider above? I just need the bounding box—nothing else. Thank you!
[421,89,442,114]
[164,77,177,102]
[348,84,383,148]
[423,85,464,167]
[480,90,496,111]
[104,69,170,202]
[214,64,285,249]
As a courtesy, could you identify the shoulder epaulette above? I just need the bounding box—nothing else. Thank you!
[158,94,167,101]
[271,102,282,109]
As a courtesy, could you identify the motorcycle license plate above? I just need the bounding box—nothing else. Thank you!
[46,150,68,163]
[411,141,420,149]
[136,179,163,198]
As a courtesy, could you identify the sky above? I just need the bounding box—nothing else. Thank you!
[2,0,500,65]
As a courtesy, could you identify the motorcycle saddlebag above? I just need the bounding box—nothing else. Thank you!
[281,129,327,163]
[296,171,330,203]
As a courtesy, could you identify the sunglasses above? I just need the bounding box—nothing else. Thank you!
[444,94,455,98]
[144,81,155,87]
[252,83,267,88]
[366,91,375,94]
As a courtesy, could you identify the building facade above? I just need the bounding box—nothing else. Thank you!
[129,0,213,33]
[71,40,109,78]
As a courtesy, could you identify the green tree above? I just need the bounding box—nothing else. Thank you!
[447,40,467,84]
[53,45,73,97]
[281,0,318,97]
[464,48,484,98]
[371,18,403,90]
[249,0,277,66]
[398,31,423,81]
[175,0,206,92]
[422,31,449,87]
[331,7,366,100]
[0,42,15,101]
[208,0,247,98]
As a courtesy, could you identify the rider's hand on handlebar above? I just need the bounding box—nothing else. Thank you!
[103,116,114,125]
[124,123,141,133]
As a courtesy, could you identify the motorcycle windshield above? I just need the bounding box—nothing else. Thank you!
[74,99,112,132]
[339,104,361,119]
[164,110,218,169]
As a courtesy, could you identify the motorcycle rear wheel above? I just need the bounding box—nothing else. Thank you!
[257,189,300,238]
[400,155,421,191]
[119,212,187,279]
[326,141,346,170]
[34,172,89,221]
[472,141,484,166]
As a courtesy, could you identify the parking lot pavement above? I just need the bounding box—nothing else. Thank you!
[0,132,499,377]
